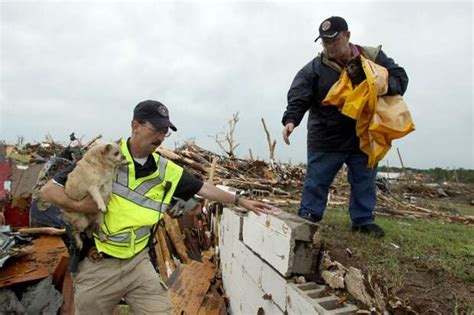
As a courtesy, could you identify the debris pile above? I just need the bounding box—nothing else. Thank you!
[158,142,474,225]
[0,136,473,314]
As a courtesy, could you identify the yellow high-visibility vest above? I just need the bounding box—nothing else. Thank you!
[94,139,183,258]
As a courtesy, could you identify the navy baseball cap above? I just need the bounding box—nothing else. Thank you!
[314,16,348,42]
[133,100,177,131]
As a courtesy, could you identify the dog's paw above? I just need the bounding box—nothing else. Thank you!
[98,204,107,213]
[76,239,83,251]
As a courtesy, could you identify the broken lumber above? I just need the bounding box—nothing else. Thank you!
[163,214,191,264]
[17,227,66,235]
[157,225,176,276]
[152,228,169,282]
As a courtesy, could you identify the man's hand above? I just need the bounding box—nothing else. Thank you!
[41,181,100,214]
[198,183,279,216]
[239,199,278,216]
[282,123,295,145]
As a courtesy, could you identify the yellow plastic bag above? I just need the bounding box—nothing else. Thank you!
[322,55,415,168]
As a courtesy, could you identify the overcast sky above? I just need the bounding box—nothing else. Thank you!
[1,1,472,169]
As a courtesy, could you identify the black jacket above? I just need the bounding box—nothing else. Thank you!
[282,45,409,153]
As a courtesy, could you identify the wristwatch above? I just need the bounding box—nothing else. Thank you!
[234,193,241,206]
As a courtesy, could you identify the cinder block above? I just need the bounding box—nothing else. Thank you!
[261,260,288,310]
[232,240,262,285]
[219,208,244,264]
[219,208,243,246]
[220,208,357,314]
[225,256,284,315]
[287,283,358,315]
[242,211,320,277]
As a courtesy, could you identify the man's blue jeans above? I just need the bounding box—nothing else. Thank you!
[299,151,377,226]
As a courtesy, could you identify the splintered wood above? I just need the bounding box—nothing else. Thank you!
[0,235,68,288]
[168,260,222,315]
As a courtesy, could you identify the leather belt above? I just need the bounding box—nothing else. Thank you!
[87,247,115,262]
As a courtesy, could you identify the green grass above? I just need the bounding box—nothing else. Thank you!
[286,205,474,282]
[423,198,474,216]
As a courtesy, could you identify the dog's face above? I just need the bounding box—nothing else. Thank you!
[346,56,365,85]
[101,143,128,166]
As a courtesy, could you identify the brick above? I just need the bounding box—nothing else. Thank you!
[219,208,358,314]
[287,283,358,314]
[223,251,284,315]
[260,261,288,310]
[242,211,320,277]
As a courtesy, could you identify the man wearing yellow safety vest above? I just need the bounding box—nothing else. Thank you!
[41,100,273,314]
[281,16,409,238]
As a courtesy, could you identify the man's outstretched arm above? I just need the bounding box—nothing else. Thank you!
[197,182,274,215]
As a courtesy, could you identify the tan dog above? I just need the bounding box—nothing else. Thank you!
[63,142,128,250]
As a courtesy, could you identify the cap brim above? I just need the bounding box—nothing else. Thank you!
[149,118,177,132]
[168,122,177,132]
[314,31,339,42]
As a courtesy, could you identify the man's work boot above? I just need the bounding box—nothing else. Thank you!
[352,223,385,238]
[298,212,321,224]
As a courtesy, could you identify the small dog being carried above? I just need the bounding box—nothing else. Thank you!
[63,142,128,250]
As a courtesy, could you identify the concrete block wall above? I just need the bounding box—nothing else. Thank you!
[242,211,321,277]
[219,208,358,315]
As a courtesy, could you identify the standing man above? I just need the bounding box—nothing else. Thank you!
[281,16,408,238]
[41,100,273,314]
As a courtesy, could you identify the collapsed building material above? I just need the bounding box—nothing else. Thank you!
[0,235,68,288]
[242,211,321,277]
[1,138,473,314]
[21,275,63,314]
[0,225,34,267]
[0,288,25,314]
[168,260,223,315]
[219,207,359,314]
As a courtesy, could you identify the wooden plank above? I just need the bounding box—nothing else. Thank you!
[153,228,169,283]
[18,227,66,235]
[157,225,175,277]
[0,235,68,288]
[52,255,69,290]
[203,157,218,211]
[169,260,217,315]
[59,272,75,315]
[198,291,226,315]
[163,214,191,264]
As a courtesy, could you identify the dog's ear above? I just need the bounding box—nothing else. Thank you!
[114,138,121,145]
[102,144,112,155]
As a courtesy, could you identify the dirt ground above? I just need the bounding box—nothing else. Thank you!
[321,226,474,314]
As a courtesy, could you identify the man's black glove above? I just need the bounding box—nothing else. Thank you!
[168,197,201,218]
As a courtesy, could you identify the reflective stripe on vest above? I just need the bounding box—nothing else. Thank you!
[99,225,151,243]
[117,165,128,187]
[116,156,168,196]
[134,157,168,195]
[112,182,170,213]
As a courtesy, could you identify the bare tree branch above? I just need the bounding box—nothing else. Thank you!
[261,118,276,168]
[215,112,240,158]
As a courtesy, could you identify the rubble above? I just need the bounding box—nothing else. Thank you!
[21,275,63,314]
[0,137,472,313]
[0,225,34,267]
